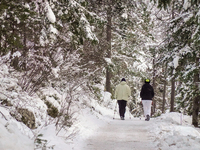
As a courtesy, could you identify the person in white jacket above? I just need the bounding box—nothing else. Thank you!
[115,78,131,120]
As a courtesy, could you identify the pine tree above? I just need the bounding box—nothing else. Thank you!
[153,0,200,126]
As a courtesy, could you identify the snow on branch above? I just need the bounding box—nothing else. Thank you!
[80,14,99,42]
[46,1,56,23]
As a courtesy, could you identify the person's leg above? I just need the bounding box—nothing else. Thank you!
[117,100,123,118]
[121,100,127,118]
[142,100,148,119]
[146,100,152,120]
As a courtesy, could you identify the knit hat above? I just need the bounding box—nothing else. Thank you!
[145,79,150,83]
[121,78,126,82]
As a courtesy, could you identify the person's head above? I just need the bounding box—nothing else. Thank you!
[121,78,126,82]
[145,79,150,83]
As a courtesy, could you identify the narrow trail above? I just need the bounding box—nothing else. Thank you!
[83,118,156,150]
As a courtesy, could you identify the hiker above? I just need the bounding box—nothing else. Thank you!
[140,79,154,121]
[114,78,131,120]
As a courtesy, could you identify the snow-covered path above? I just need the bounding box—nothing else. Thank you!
[82,118,156,150]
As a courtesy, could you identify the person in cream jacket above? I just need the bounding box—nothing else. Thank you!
[115,78,131,120]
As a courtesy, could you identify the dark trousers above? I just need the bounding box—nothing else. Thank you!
[117,100,127,117]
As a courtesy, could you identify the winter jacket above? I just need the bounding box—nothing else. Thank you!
[115,81,131,101]
[140,83,154,100]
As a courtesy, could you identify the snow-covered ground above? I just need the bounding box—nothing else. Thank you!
[0,64,200,150]
[72,110,200,150]
[149,113,200,150]
[0,103,200,150]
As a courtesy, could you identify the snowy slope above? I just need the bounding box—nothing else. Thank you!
[0,107,34,150]
[0,63,200,150]
[0,96,200,150]
[149,113,200,150]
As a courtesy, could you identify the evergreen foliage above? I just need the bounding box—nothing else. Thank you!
[153,0,200,125]
[0,0,199,127]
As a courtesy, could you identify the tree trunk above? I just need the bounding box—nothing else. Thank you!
[192,56,200,127]
[192,95,199,127]
[170,2,175,112]
[22,20,27,71]
[170,77,175,112]
[162,80,167,113]
[0,26,1,52]
[152,55,156,114]
[105,0,112,93]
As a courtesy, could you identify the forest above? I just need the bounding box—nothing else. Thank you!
[0,1,200,146]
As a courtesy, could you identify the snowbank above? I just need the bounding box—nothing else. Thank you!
[0,107,34,150]
[149,112,200,150]
[1,63,200,150]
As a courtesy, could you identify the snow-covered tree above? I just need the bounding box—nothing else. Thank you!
[153,0,200,126]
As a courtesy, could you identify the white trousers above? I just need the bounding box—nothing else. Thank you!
[142,100,152,118]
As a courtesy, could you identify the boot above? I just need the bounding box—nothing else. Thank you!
[146,115,150,121]
[120,116,125,120]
